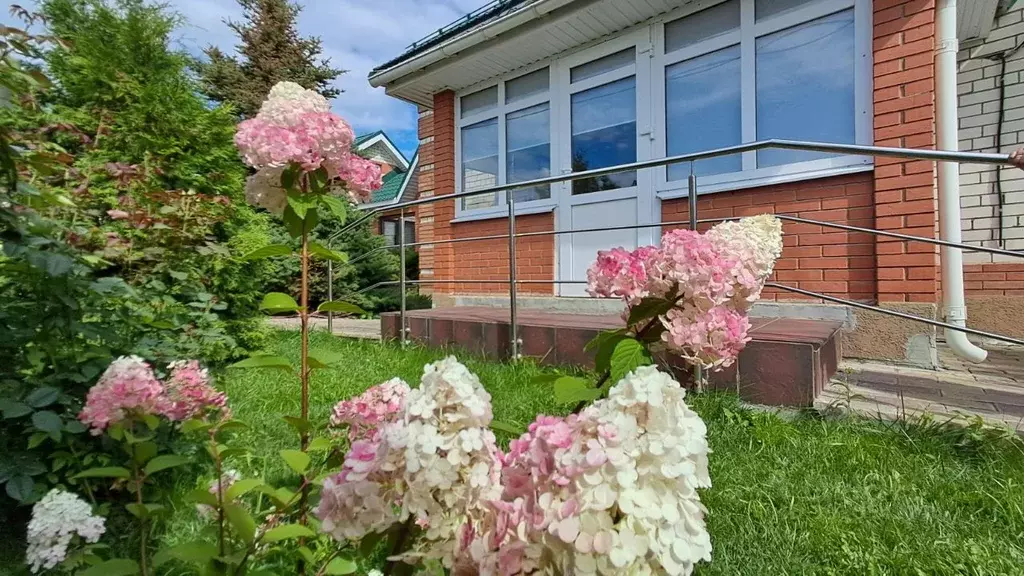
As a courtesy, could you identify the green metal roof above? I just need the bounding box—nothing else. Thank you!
[354,130,384,147]
[369,168,406,203]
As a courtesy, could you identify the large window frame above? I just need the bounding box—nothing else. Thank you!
[453,0,872,219]
[455,63,557,220]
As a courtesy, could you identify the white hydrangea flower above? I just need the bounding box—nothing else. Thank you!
[25,489,106,573]
[244,167,288,214]
[257,81,331,127]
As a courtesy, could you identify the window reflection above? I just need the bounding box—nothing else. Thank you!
[507,103,551,202]
[571,77,637,194]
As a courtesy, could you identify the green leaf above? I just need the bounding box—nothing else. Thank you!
[306,437,333,452]
[325,557,358,575]
[308,242,349,262]
[124,503,164,518]
[131,441,157,465]
[585,328,628,353]
[359,530,386,556]
[27,432,48,449]
[281,166,299,191]
[262,523,314,543]
[283,205,304,238]
[304,207,320,233]
[317,301,366,315]
[286,188,315,219]
[490,420,525,436]
[553,377,601,404]
[626,296,676,326]
[226,478,264,500]
[186,487,217,507]
[282,416,310,435]
[308,351,346,370]
[225,503,256,543]
[143,455,189,476]
[25,386,59,408]
[77,558,139,576]
[31,410,62,433]
[65,420,87,434]
[280,450,310,475]
[74,466,131,479]
[218,420,249,432]
[320,194,348,219]
[259,292,300,315]
[240,244,292,261]
[180,419,212,434]
[153,541,218,567]
[298,546,315,565]
[1,401,32,419]
[229,354,294,371]
[595,334,629,373]
[5,475,33,501]
[609,337,653,382]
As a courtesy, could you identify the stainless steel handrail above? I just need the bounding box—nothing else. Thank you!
[323,139,1020,357]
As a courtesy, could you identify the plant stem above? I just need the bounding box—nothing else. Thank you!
[212,429,226,559]
[298,172,311,575]
[132,446,149,576]
[572,301,680,413]
[383,517,414,576]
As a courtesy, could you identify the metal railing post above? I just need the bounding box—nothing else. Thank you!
[688,163,698,231]
[507,194,520,361]
[399,207,407,346]
[688,164,703,389]
[327,260,334,333]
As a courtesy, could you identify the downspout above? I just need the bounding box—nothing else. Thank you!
[935,0,988,362]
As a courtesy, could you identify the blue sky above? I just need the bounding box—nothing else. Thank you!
[10,0,491,159]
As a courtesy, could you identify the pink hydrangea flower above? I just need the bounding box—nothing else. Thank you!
[162,360,230,422]
[78,356,168,434]
[234,81,383,212]
[661,304,752,369]
[586,246,656,305]
[329,377,410,442]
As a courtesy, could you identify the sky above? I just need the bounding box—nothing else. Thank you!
[11,0,493,159]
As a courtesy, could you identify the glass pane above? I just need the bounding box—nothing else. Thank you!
[461,118,499,210]
[666,46,742,180]
[570,48,635,83]
[755,0,816,20]
[665,0,740,53]
[571,76,637,194]
[506,68,549,104]
[506,103,551,202]
[461,85,497,118]
[756,9,855,167]
[382,220,397,246]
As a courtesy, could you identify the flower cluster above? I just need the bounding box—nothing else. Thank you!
[26,489,106,573]
[163,360,230,422]
[469,366,711,576]
[329,377,409,442]
[197,469,242,519]
[587,215,783,370]
[78,356,227,434]
[234,81,383,210]
[318,358,502,567]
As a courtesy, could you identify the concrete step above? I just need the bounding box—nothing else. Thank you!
[381,307,843,407]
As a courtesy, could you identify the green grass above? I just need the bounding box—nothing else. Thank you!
[5,330,1024,574]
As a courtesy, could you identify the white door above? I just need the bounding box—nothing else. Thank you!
[555,31,657,296]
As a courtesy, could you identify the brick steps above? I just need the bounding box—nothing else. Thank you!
[381,307,843,407]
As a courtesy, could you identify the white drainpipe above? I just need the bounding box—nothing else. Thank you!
[935,0,987,362]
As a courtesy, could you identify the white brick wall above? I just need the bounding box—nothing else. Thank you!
[958,7,1024,263]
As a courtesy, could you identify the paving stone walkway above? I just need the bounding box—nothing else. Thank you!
[268,316,381,339]
[817,340,1024,431]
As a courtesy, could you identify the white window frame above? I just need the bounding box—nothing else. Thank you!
[652,0,873,199]
[452,0,873,219]
[455,63,558,220]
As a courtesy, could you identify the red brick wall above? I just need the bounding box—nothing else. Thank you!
[964,263,1024,296]
[662,173,877,301]
[872,0,939,302]
[448,214,555,295]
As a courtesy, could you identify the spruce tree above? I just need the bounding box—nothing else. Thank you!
[199,0,343,117]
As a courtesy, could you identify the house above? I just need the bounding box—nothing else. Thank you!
[353,131,419,245]
[368,0,1024,368]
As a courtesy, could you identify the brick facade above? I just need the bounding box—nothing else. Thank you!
[663,173,877,301]
[412,0,1023,311]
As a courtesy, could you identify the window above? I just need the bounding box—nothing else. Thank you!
[458,67,552,212]
[380,218,416,246]
[658,0,867,190]
[571,77,637,194]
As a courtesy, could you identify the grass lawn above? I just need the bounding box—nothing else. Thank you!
[5,329,1024,574]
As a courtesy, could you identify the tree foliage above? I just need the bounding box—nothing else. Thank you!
[198,0,344,118]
